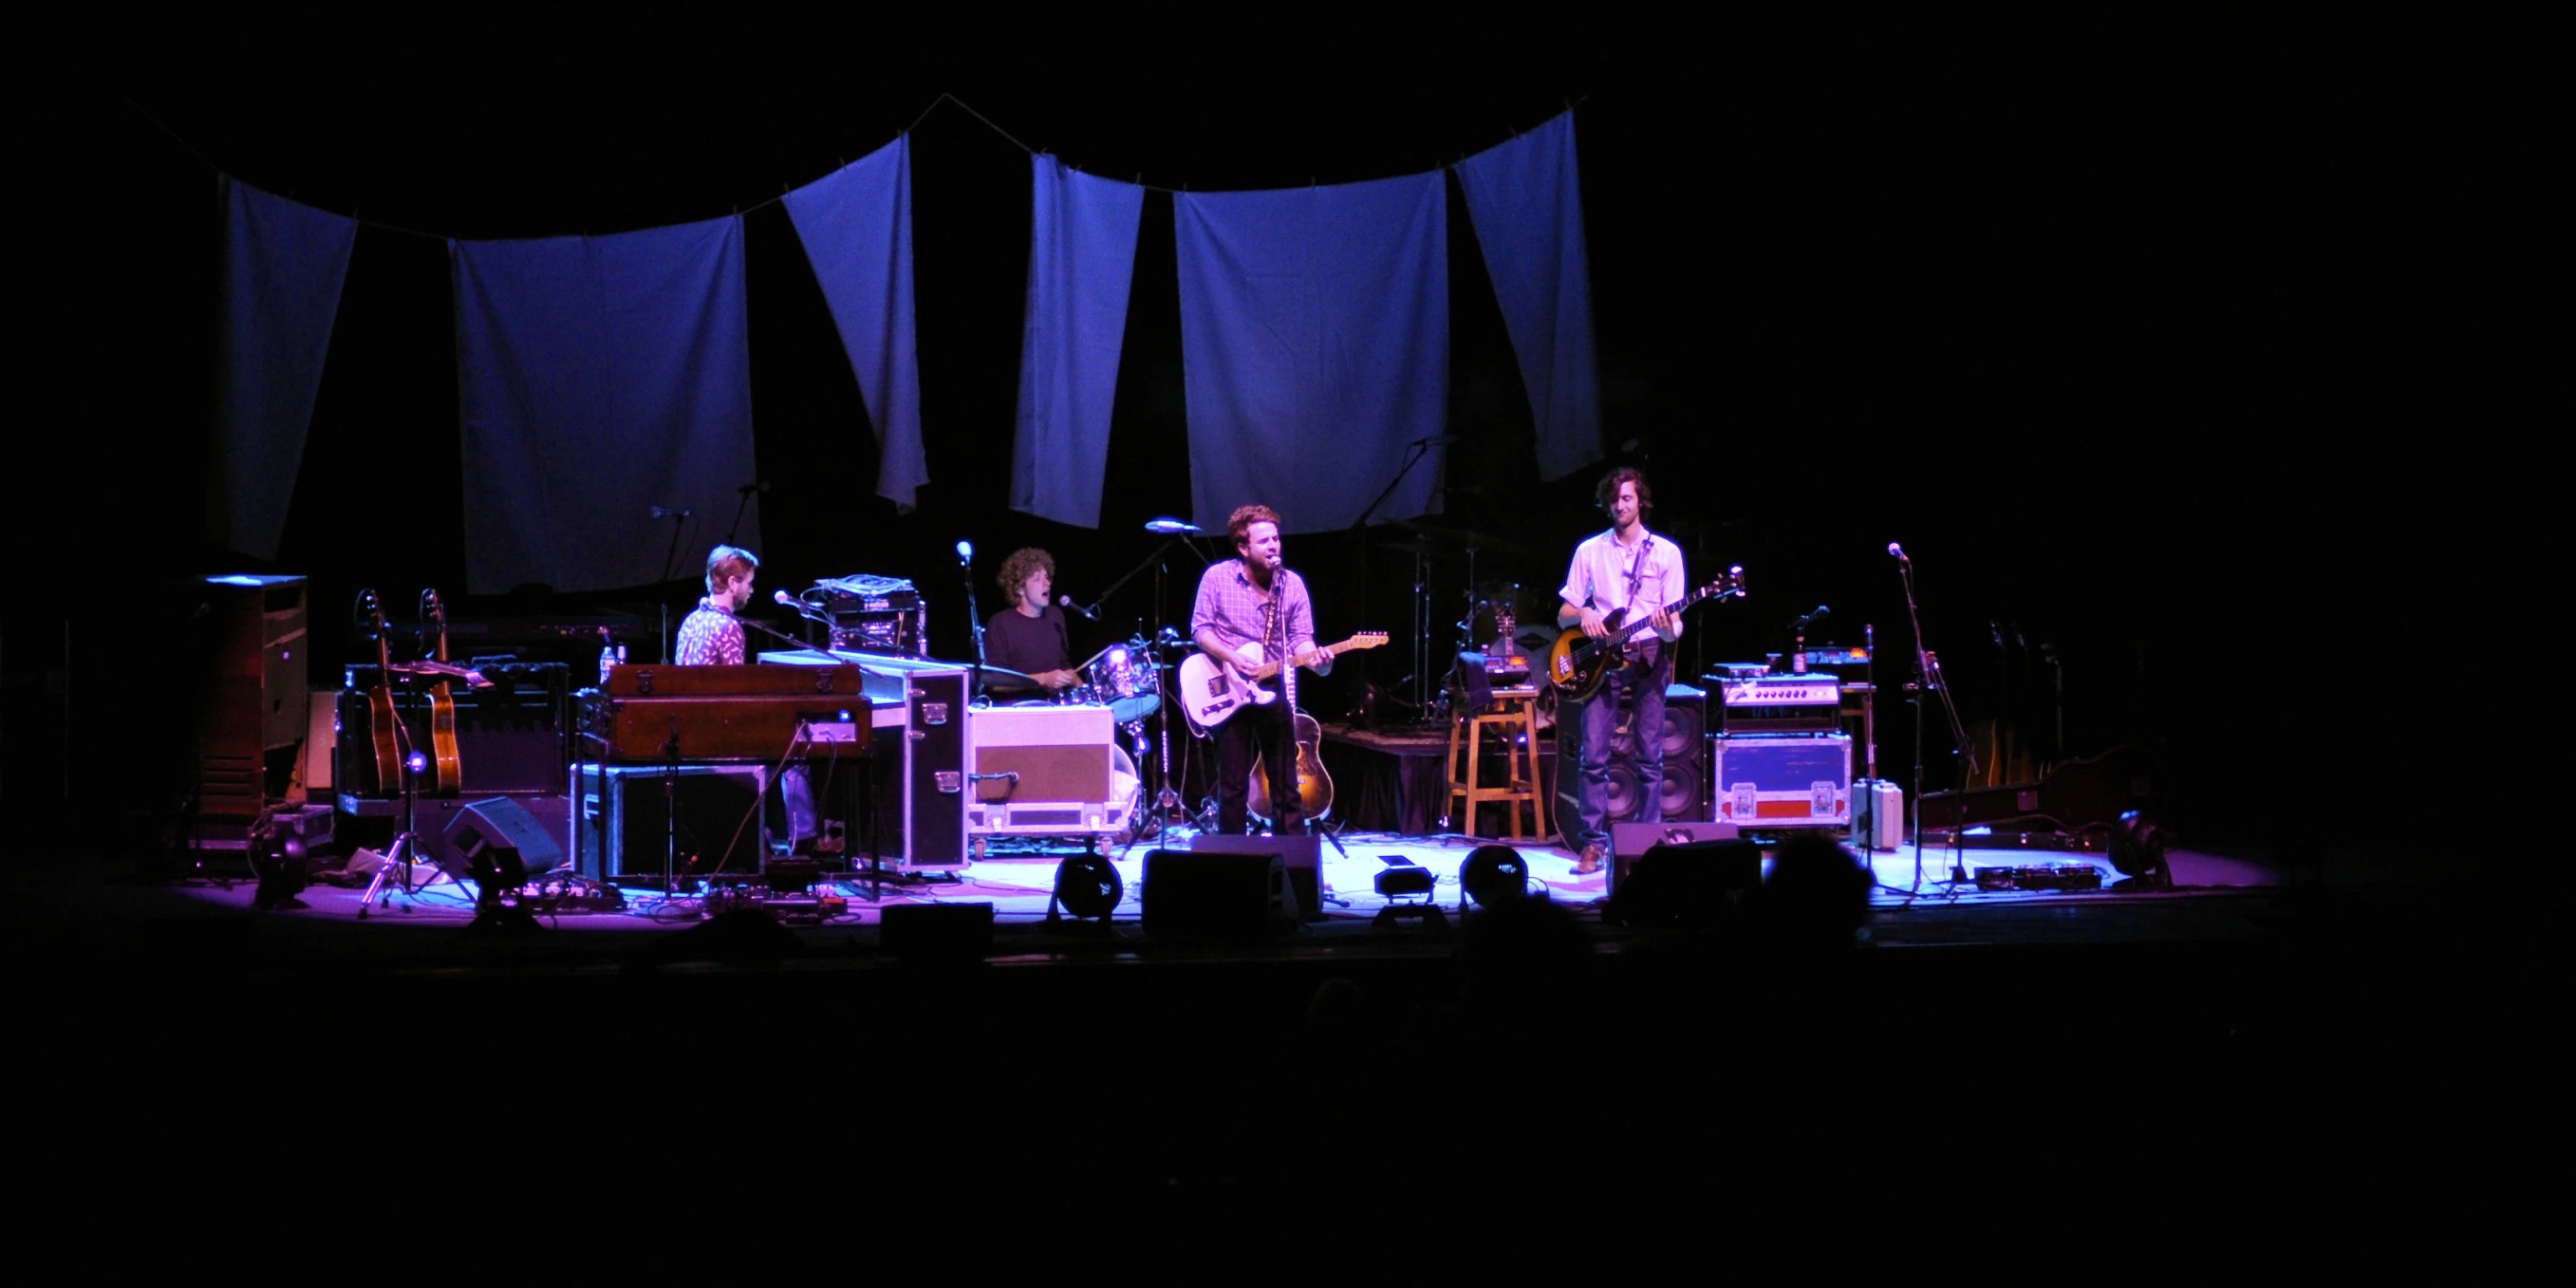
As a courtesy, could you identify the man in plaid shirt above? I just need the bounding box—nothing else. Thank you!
[675,545,759,665]
[1192,504,1332,835]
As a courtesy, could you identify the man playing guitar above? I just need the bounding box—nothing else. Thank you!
[1558,468,1684,874]
[1191,504,1332,835]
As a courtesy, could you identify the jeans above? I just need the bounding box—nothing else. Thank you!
[1559,645,1672,851]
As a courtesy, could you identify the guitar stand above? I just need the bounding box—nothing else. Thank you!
[357,710,430,919]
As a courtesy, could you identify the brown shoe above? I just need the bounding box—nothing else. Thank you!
[1572,844,1606,876]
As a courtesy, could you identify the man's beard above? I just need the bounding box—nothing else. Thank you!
[1246,556,1273,590]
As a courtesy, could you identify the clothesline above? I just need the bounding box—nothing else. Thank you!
[126,90,1587,241]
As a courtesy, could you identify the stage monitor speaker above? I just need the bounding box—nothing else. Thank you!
[1609,820,1741,896]
[1142,848,1297,939]
[1606,837,1763,928]
[572,764,764,880]
[1185,832,1325,923]
[438,795,567,883]
[881,902,995,963]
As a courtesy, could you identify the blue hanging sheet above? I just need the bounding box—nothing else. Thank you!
[451,215,758,594]
[213,176,357,558]
[783,136,929,511]
[1174,172,1448,533]
[1456,112,1603,481]
[1010,158,1145,529]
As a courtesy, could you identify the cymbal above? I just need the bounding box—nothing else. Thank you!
[1388,517,1531,555]
[1144,517,1202,534]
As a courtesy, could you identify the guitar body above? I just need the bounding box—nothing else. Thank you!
[1248,710,1335,825]
[422,590,461,796]
[1544,607,1631,703]
[1545,571,1750,702]
[1179,632,1390,732]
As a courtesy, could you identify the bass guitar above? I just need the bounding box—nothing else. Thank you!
[1248,619,1335,826]
[359,590,403,793]
[1545,569,1747,701]
[1177,632,1389,732]
[420,588,462,797]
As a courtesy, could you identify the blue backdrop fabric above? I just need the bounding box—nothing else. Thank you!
[1174,173,1448,534]
[1010,158,1145,529]
[213,176,357,559]
[450,215,759,595]
[1455,111,1602,481]
[783,136,929,511]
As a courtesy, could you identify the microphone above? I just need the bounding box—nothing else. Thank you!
[1887,542,1908,563]
[1059,595,1100,622]
[956,540,975,566]
[773,588,818,615]
[1792,605,1830,629]
[650,505,693,519]
[1267,555,1285,571]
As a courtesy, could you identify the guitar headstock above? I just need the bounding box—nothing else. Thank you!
[1699,567,1747,602]
[356,588,389,632]
[1345,632,1391,650]
[420,588,447,626]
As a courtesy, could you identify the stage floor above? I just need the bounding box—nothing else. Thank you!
[146,828,2287,936]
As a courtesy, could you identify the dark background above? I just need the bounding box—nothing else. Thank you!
[8,11,2499,850]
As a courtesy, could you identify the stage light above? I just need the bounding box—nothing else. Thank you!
[406,750,428,775]
[1459,844,1530,908]
[2108,811,2172,889]
[1374,858,1436,900]
[1049,851,1123,923]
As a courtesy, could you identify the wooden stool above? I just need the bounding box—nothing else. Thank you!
[1447,686,1545,839]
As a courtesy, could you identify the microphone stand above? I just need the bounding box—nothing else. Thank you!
[1896,554,1980,886]
[960,557,988,699]
[1350,438,1442,531]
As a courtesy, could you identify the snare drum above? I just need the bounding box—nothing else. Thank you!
[1083,642,1164,723]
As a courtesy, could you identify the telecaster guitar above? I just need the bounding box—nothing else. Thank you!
[1178,632,1389,732]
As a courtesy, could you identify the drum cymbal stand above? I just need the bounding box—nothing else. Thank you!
[358,689,430,919]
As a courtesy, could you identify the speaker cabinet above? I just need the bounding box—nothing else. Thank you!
[195,575,308,818]
[1142,849,1297,939]
[1185,832,1326,923]
[1590,681,1711,825]
[572,764,764,880]
[1606,837,1764,927]
[437,795,567,881]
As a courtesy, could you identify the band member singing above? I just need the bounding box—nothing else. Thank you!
[1192,504,1331,835]
[1557,468,1685,874]
[674,545,759,665]
[985,547,1081,692]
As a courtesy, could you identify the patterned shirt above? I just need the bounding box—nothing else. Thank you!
[1559,528,1688,625]
[1192,560,1316,663]
[674,598,746,665]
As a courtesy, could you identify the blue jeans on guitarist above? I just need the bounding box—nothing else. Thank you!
[1217,686,1306,836]
[1560,640,1671,861]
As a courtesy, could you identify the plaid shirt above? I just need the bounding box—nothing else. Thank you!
[674,599,746,665]
[1191,560,1316,663]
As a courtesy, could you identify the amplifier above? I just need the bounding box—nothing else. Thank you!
[571,763,767,880]
[1710,674,1843,734]
[1711,734,1853,830]
[965,704,1135,839]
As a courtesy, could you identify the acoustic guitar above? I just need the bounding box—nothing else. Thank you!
[420,588,462,797]
[359,590,403,793]
[1248,620,1335,826]
[1544,569,1747,701]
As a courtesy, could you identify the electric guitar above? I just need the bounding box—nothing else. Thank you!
[421,588,462,797]
[359,590,403,793]
[1545,569,1747,701]
[1248,616,1335,826]
[1177,632,1389,732]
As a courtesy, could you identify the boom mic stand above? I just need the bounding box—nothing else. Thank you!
[1893,545,1981,886]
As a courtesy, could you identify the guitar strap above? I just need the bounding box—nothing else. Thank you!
[1622,534,1658,665]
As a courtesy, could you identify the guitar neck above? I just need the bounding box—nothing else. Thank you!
[1255,638,1355,681]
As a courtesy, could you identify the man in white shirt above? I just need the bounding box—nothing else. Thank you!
[1556,468,1684,874]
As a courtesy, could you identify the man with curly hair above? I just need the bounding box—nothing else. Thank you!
[985,547,1081,693]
